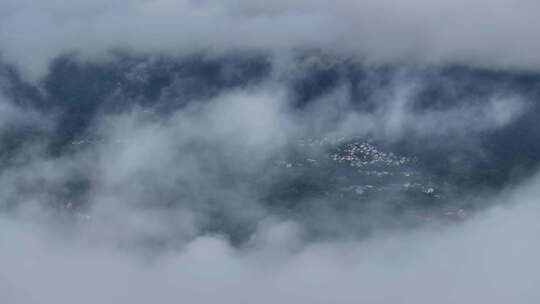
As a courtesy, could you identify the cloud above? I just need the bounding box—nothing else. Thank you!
[0,5,539,301]
[0,71,530,222]
[0,93,50,131]
[1,0,540,81]
[2,171,540,304]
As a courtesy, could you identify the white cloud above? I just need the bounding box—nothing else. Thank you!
[2,172,540,304]
[1,0,540,81]
[0,7,538,300]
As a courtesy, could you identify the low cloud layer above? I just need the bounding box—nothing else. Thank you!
[2,0,540,81]
[2,172,540,304]
[1,71,539,303]
[1,2,540,303]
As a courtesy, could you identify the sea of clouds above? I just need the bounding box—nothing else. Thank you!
[1,1,540,303]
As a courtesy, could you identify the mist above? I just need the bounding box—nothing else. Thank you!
[1,1,540,303]
[2,0,540,81]
[2,174,540,304]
